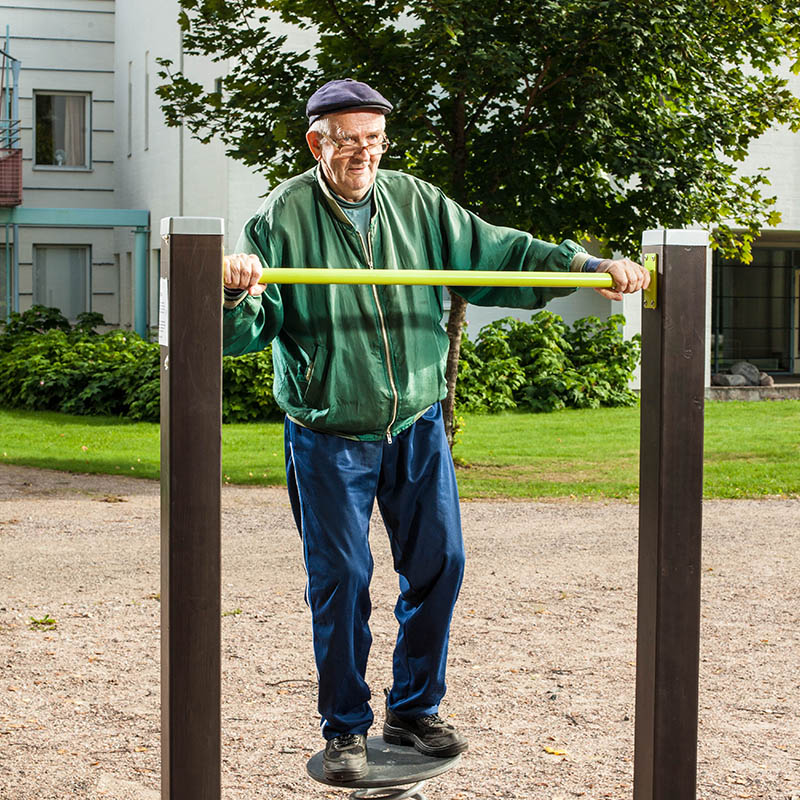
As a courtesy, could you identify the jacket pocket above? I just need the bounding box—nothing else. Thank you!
[301,344,329,408]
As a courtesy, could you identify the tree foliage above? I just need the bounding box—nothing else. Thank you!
[158,0,800,258]
[157,0,800,442]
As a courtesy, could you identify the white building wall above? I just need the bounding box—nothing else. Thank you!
[5,0,117,319]
[737,65,800,234]
[113,0,275,329]
[705,65,800,375]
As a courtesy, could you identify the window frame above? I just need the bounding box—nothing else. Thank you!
[711,246,798,375]
[32,90,92,171]
[32,243,92,320]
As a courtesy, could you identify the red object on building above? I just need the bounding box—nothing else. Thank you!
[0,148,22,206]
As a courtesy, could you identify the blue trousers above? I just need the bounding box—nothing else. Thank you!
[285,403,465,740]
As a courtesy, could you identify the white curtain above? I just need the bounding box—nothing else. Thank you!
[62,95,86,166]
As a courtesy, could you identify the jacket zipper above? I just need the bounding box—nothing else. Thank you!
[356,228,399,443]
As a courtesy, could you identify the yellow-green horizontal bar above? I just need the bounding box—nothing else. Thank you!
[259,268,613,288]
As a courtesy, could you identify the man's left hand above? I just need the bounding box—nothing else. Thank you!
[593,258,650,301]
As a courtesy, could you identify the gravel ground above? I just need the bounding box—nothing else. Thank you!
[0,463,798,800]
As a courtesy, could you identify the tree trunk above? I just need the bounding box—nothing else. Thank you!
[442,90,468,450]
[442,291,467,448]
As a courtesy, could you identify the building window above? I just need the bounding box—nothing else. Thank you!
[33,245,90,320]
[33,91,90,168]
[711,247,798,374]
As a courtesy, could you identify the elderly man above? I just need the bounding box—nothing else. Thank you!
[222,78,649,781]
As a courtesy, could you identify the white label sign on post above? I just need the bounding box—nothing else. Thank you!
[158,277,169,347]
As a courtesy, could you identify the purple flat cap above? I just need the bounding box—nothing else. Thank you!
[306,78,393,125]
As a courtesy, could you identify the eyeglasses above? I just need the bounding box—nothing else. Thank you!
[320,131,390,157]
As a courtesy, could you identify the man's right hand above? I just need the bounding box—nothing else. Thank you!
[223,253,266,296]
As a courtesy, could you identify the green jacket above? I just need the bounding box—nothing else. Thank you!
[223,166,589,440]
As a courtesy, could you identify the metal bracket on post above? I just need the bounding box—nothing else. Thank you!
[160,216,224,800]
[643,252,657,310]
[635,228,708,800]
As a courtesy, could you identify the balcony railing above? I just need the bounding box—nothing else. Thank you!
[0,118,21,207]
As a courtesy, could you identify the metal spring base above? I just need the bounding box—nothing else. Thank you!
[307,737,460,800]
[350,781,427,799]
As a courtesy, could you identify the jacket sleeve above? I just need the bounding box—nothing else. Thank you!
[222,214,285,356]
[436,190,586,309]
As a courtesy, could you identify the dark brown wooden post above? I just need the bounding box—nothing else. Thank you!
[159,217,224,800]
[634,229,708,800]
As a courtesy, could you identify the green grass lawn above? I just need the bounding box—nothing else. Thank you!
[1,401,798,499]
[0,409,286,486]
[453,401,800,499]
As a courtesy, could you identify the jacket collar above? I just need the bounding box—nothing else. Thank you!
[315,164,378,225]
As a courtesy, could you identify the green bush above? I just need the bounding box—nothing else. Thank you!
[456,326,526,413]
[1,305,639,423]
[0,305,72,341]
[0,322,161,420]
[456,312,640,413]
[0,306,280,423]
[222,349,279,422]
[565,314,640,407]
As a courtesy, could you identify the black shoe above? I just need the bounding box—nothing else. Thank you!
[383,707,468,758]
[322,733,368,782]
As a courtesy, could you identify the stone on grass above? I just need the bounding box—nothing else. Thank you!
[730,361,761,385]
[711,373,749,387]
